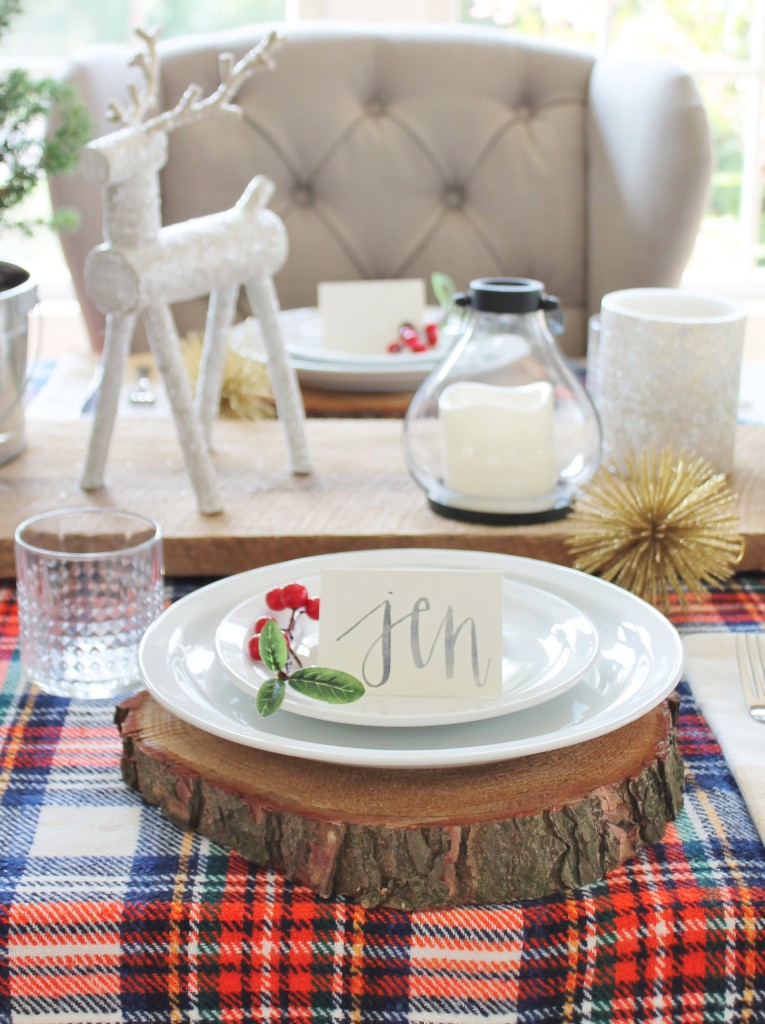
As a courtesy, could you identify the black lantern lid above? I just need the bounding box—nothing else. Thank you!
[455,277,559,314]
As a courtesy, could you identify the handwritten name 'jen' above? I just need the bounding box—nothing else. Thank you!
[334,594,492,689]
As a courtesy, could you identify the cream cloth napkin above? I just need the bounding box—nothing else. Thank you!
[682,631,765,843]
[738,361,765,424]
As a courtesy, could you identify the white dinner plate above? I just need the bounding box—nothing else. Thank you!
[230,309,463,392]
[214,578,599,727]
[286,358,435,392]
[138,550,684,768]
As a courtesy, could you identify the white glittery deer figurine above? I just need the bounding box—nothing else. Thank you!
[79,28,311,515]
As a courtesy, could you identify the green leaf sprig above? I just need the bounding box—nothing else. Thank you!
[431,271,457,312]
[255,617,365,718]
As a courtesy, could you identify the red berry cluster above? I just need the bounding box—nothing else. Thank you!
[265,582,319,617]
[247,582,320,662]
[387,321,438,355]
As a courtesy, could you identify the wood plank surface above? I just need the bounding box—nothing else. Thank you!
[1,419,764,577]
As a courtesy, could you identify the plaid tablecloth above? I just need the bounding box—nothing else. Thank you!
[1,576,764,1024]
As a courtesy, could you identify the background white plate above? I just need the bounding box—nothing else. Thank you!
[231,308,463,392]
[214,578,599,726]
[286,359,435,392]
[272,306,452,366]
[139,550,684,768]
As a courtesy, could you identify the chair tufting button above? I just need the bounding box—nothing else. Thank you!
[292,183,313,206]
[366,99,385,117]
[443,186,465,210]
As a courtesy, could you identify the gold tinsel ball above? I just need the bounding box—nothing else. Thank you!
[568,447,743,611]
[181,332,276,420]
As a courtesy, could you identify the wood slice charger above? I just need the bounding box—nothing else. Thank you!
[116,692,684,911]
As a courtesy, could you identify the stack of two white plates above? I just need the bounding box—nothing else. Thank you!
[231,307,457,392]
[138,549,685,769]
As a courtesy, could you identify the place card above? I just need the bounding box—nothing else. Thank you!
[317,278,426,355]
[318,568,503,699]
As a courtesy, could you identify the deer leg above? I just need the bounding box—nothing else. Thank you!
[80,312,136,491]
[245,276,312,475]
[142,304,223,516]
[195,286,238,447]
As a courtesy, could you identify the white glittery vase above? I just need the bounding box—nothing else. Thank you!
[595,288,746,474]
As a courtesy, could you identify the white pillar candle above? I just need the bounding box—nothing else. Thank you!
[596,288,746,473]
[438,381,557,499]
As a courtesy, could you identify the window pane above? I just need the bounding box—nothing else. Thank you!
[757,111,765,271]
[8,196,72,300]
[687,75,751,277]
[140,0,286,39]
[610,0,754,68]
[0,0,286,61]
[0,1,132,58]
[460,0,602,48]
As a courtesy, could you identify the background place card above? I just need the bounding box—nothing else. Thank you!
[318,568,503,699]
[317,278,425,355]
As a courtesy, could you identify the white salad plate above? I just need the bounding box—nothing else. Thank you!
[214,578,599,727]
[138,550,684,769]
[230,308,461,392]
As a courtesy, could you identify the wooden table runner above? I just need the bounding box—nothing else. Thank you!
[2,419,764,576]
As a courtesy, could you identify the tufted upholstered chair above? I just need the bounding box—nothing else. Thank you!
[49,21,712,357]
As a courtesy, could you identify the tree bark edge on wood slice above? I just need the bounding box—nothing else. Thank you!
[116,692,684,911]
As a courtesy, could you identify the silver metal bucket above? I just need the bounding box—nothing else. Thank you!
[0,262,37,465]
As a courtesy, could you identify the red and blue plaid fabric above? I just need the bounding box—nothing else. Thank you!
[1,576,764,1023]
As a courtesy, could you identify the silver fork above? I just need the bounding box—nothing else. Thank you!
[129,365,156,405]
[734,633,765,723]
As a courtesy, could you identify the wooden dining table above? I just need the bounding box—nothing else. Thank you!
[1,417,765,576]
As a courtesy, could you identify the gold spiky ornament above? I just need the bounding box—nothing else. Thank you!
[568,447,743,611]
[181,333,276,420]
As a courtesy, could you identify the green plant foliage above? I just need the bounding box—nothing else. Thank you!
[256,677,286,717]
[252,605,366,717]
[0,0,20,35]
[0,0,89,233]
[288,667,365,705]
[431,271,456,311]
[258,618,288,674]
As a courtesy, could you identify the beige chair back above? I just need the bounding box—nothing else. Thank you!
[50,22,712,356]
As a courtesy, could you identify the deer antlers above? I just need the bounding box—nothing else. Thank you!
[106,27,283,132]
[106,26,162,126]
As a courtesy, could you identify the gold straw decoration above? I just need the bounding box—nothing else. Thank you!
[568,448,743,611]
[181,332,276,420]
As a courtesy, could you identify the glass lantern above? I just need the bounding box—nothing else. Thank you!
[403,277,602,523]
